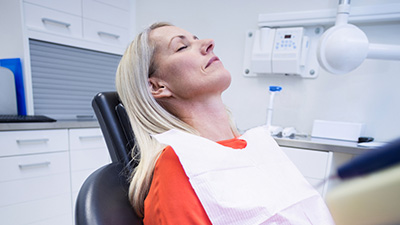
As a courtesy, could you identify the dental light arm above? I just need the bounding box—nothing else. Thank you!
[317,0,400,75]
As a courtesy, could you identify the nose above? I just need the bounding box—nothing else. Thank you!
[201,39,215,55]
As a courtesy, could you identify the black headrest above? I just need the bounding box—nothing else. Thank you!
[116,103,139,169]
[92,92,136,170]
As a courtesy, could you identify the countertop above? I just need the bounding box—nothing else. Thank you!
[1,121,374,155]
[0,120,100,131]
[274,135,373,155]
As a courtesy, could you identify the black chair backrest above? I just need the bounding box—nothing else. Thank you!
[75,92,143,225]
[92,92,136,169]
[75,163,143,225]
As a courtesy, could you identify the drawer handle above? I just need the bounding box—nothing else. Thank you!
[79,135,103,140]
[97,31,120,39]
[76,115,94,119]
[42,18,71,28]
[16,138,49,144]
[19,161,51,169]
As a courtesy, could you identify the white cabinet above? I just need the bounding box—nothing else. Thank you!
[93,0,130,10]
[0,129,72,225]
[83,19,129,47]
[24,3,83,39]
[24,0,82,15]
[82,0,129,26]
[0,129,69,156]
[81,0,130,47]
[0,127,110,225]
[282,147,331,196]
[281,146,353,198]
[23,0,132,54]
[69,128,111,221]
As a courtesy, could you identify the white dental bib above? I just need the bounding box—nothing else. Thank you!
[154,127,334,225]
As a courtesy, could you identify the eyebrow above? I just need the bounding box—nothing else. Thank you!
[168,35,199,48]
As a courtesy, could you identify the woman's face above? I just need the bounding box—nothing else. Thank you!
[149,26,231,101]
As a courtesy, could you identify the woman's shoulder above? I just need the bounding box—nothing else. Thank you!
[154,145,180,172]
[148,145,186,195]
[144,146,212,224]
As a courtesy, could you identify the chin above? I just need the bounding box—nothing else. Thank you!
[219,70,232,91]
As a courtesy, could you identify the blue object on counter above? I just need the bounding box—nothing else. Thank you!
[0,58,26,115]
[269,86,282,92]
[338,137,400,179]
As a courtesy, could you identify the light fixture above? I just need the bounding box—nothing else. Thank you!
[317,0,400,75]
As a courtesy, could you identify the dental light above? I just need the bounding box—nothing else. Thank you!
[245,1,400,78]
[317,0,400,75]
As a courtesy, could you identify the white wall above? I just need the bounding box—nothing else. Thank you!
[134,0,400,142]
[0,0,34,114]
[0,0,25,60]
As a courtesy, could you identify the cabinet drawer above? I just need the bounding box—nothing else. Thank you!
[30,214,72,225]
[69,128,106,150]
[0,129,68,157]
[0,171,70,207]
[306,177,324,196]
[83,19,130,47]
[71,169,98,193]
[24,2,82,38]
[0,193,72,225]
[94,0,130,10]
[70,147,111,172]
[0,151,69,183]
[281,147,330,180]
[82,0,129,27]
[24,0,82,16]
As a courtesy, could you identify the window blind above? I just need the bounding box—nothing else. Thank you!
[29,39,122,120]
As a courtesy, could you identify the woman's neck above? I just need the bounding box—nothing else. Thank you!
[184,108,235,142]
[166,95,235,142]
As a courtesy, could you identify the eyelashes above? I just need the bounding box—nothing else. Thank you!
[176,45,188,52]
[173,35,199,52]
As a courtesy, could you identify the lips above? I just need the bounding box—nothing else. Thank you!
[205,56,220,69]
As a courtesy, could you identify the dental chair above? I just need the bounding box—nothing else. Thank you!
[75,92,143,225]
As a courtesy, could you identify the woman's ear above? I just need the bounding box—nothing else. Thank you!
[148,77,172,99]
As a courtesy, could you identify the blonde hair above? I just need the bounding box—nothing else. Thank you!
[116,22,238,217]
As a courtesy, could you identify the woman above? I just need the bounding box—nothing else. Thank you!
[116,22,334,224]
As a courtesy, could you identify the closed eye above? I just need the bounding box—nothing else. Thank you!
[177,45,187,52]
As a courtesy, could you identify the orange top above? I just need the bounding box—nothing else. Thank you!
[143,137,247,225]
